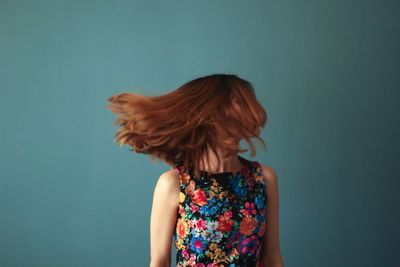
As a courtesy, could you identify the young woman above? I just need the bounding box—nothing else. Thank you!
[107,74,284,267]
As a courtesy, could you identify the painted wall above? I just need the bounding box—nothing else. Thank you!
[1,0,399,266]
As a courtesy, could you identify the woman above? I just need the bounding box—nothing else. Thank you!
[107,74,284,267]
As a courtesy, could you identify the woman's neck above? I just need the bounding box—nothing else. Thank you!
[198,150,243,173]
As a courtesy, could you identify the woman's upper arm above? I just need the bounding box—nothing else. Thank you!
[261,164,284,267]
[150,169,180,267]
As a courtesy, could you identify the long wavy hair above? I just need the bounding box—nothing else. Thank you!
[107,73,267,178]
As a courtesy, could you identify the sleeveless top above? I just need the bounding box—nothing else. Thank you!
[172,155,268,267]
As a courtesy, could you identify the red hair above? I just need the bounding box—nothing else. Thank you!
[107,73,267,178]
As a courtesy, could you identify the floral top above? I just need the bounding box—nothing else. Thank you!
[172,156,267,267]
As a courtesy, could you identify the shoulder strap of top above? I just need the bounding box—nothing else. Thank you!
[239,155,257,174]
[252,160,262,172]
[172,163,192,191]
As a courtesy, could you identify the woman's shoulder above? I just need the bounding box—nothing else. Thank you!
[153,168,180,204]
[158,167,180,186]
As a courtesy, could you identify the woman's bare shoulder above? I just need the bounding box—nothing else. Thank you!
[157,168,180,189]
[153,168,180,205]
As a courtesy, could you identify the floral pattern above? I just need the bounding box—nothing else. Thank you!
[173,156,267,267]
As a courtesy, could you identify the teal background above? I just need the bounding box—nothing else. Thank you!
[1,0,399,266]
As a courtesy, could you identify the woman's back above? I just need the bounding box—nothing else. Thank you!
[173,155,267,267]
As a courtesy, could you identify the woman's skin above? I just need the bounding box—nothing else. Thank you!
[149,152,284,267]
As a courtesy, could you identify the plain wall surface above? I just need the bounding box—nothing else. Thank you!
[1,0,399,266]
